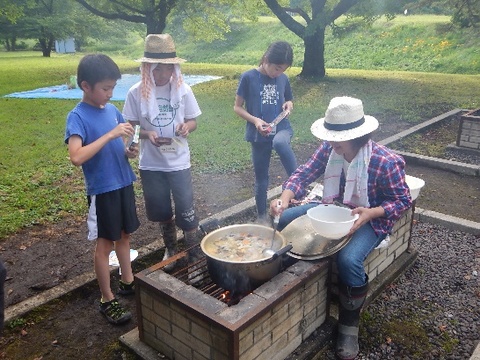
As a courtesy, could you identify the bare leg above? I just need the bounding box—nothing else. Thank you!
[114,231,134,284]
[95,236,132,325]
[95,238,115,302]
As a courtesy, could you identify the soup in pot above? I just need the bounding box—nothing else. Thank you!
[206,232,272,261]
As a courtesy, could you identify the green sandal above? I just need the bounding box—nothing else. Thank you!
[99,298,132,325]
[117,280,135,296]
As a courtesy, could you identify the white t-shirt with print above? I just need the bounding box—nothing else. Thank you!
[123,81,201,172]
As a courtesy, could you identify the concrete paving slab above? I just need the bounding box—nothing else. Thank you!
[471,342,480,360]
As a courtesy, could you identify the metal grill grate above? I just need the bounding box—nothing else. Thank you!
[164,247,247,306]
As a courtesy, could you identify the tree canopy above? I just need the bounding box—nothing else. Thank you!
[259,0,408,77]
[72,0,409,77]
[3,0,476,76]
[0,0,24,23]
[0,0,88,55]
[0,0,142,55]
[73,0,261,38]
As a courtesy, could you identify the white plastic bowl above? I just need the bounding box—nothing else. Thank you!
[405,175,425,201]
[306,204,359,239]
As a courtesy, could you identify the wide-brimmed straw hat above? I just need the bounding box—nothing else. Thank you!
[310,96,379,141]
[135,34,186,64]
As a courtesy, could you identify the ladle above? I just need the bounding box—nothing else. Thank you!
[263,200,282,257]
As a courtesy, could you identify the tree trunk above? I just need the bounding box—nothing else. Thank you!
[146,21,165,34]
[300,28,326,78]
[146,16,166,35]
[39,36,53,57]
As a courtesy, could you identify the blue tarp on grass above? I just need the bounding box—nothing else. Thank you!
[4,74,222,101]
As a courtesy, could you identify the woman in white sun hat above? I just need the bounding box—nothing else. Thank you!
[270,96,412,360]
[123,34,202,271]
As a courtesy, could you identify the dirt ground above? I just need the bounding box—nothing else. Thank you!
[0,115,479,359]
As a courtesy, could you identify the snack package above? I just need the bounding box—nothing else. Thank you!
[127,125,141,148]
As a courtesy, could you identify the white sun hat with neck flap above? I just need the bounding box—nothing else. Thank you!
[310,96,379,142]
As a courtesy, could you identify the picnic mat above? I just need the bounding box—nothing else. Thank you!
[4,74,222,101]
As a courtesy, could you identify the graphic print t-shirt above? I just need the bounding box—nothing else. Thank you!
[123,82,201,171]
[236,68,293,142]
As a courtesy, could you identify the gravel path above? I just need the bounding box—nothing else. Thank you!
[355,221,480,359]
[445,148,480,166]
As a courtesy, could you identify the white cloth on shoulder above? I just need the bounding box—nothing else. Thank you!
[322,140,372,208]
[140,64,188,121]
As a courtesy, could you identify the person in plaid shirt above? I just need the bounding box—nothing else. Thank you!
[270,96,412,360]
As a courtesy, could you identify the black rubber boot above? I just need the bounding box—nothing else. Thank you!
[184,228,203,263]
[160,220,177,272]
[184,228,204,283]
[336,278,369,360]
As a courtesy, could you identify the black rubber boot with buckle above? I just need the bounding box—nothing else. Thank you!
[184,228,204,283]
[336,277,369,360]
[160,220,177,272]
[184,229,203,262]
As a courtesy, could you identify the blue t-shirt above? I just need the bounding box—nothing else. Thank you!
[64,102,137,196]
[236,68,293,142]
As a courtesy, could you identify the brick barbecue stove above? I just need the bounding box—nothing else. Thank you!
[126,206,415,360]
[135,250,330,360]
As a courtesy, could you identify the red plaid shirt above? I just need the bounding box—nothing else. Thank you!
[283,141,412,235]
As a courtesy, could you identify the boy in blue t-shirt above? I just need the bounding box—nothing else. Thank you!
[64,54,140,325]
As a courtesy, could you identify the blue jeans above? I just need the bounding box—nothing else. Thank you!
[251,129,297,218]
[278,204,386,287]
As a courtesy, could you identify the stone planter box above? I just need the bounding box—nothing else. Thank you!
[457,108,480,150]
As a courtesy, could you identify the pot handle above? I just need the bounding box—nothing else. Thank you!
[271,244,293,260]
[199,218,221,235]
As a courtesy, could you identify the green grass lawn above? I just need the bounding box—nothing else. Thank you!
[0,15,479,240]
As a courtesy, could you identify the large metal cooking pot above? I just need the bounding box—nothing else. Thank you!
[200,224,289,293]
